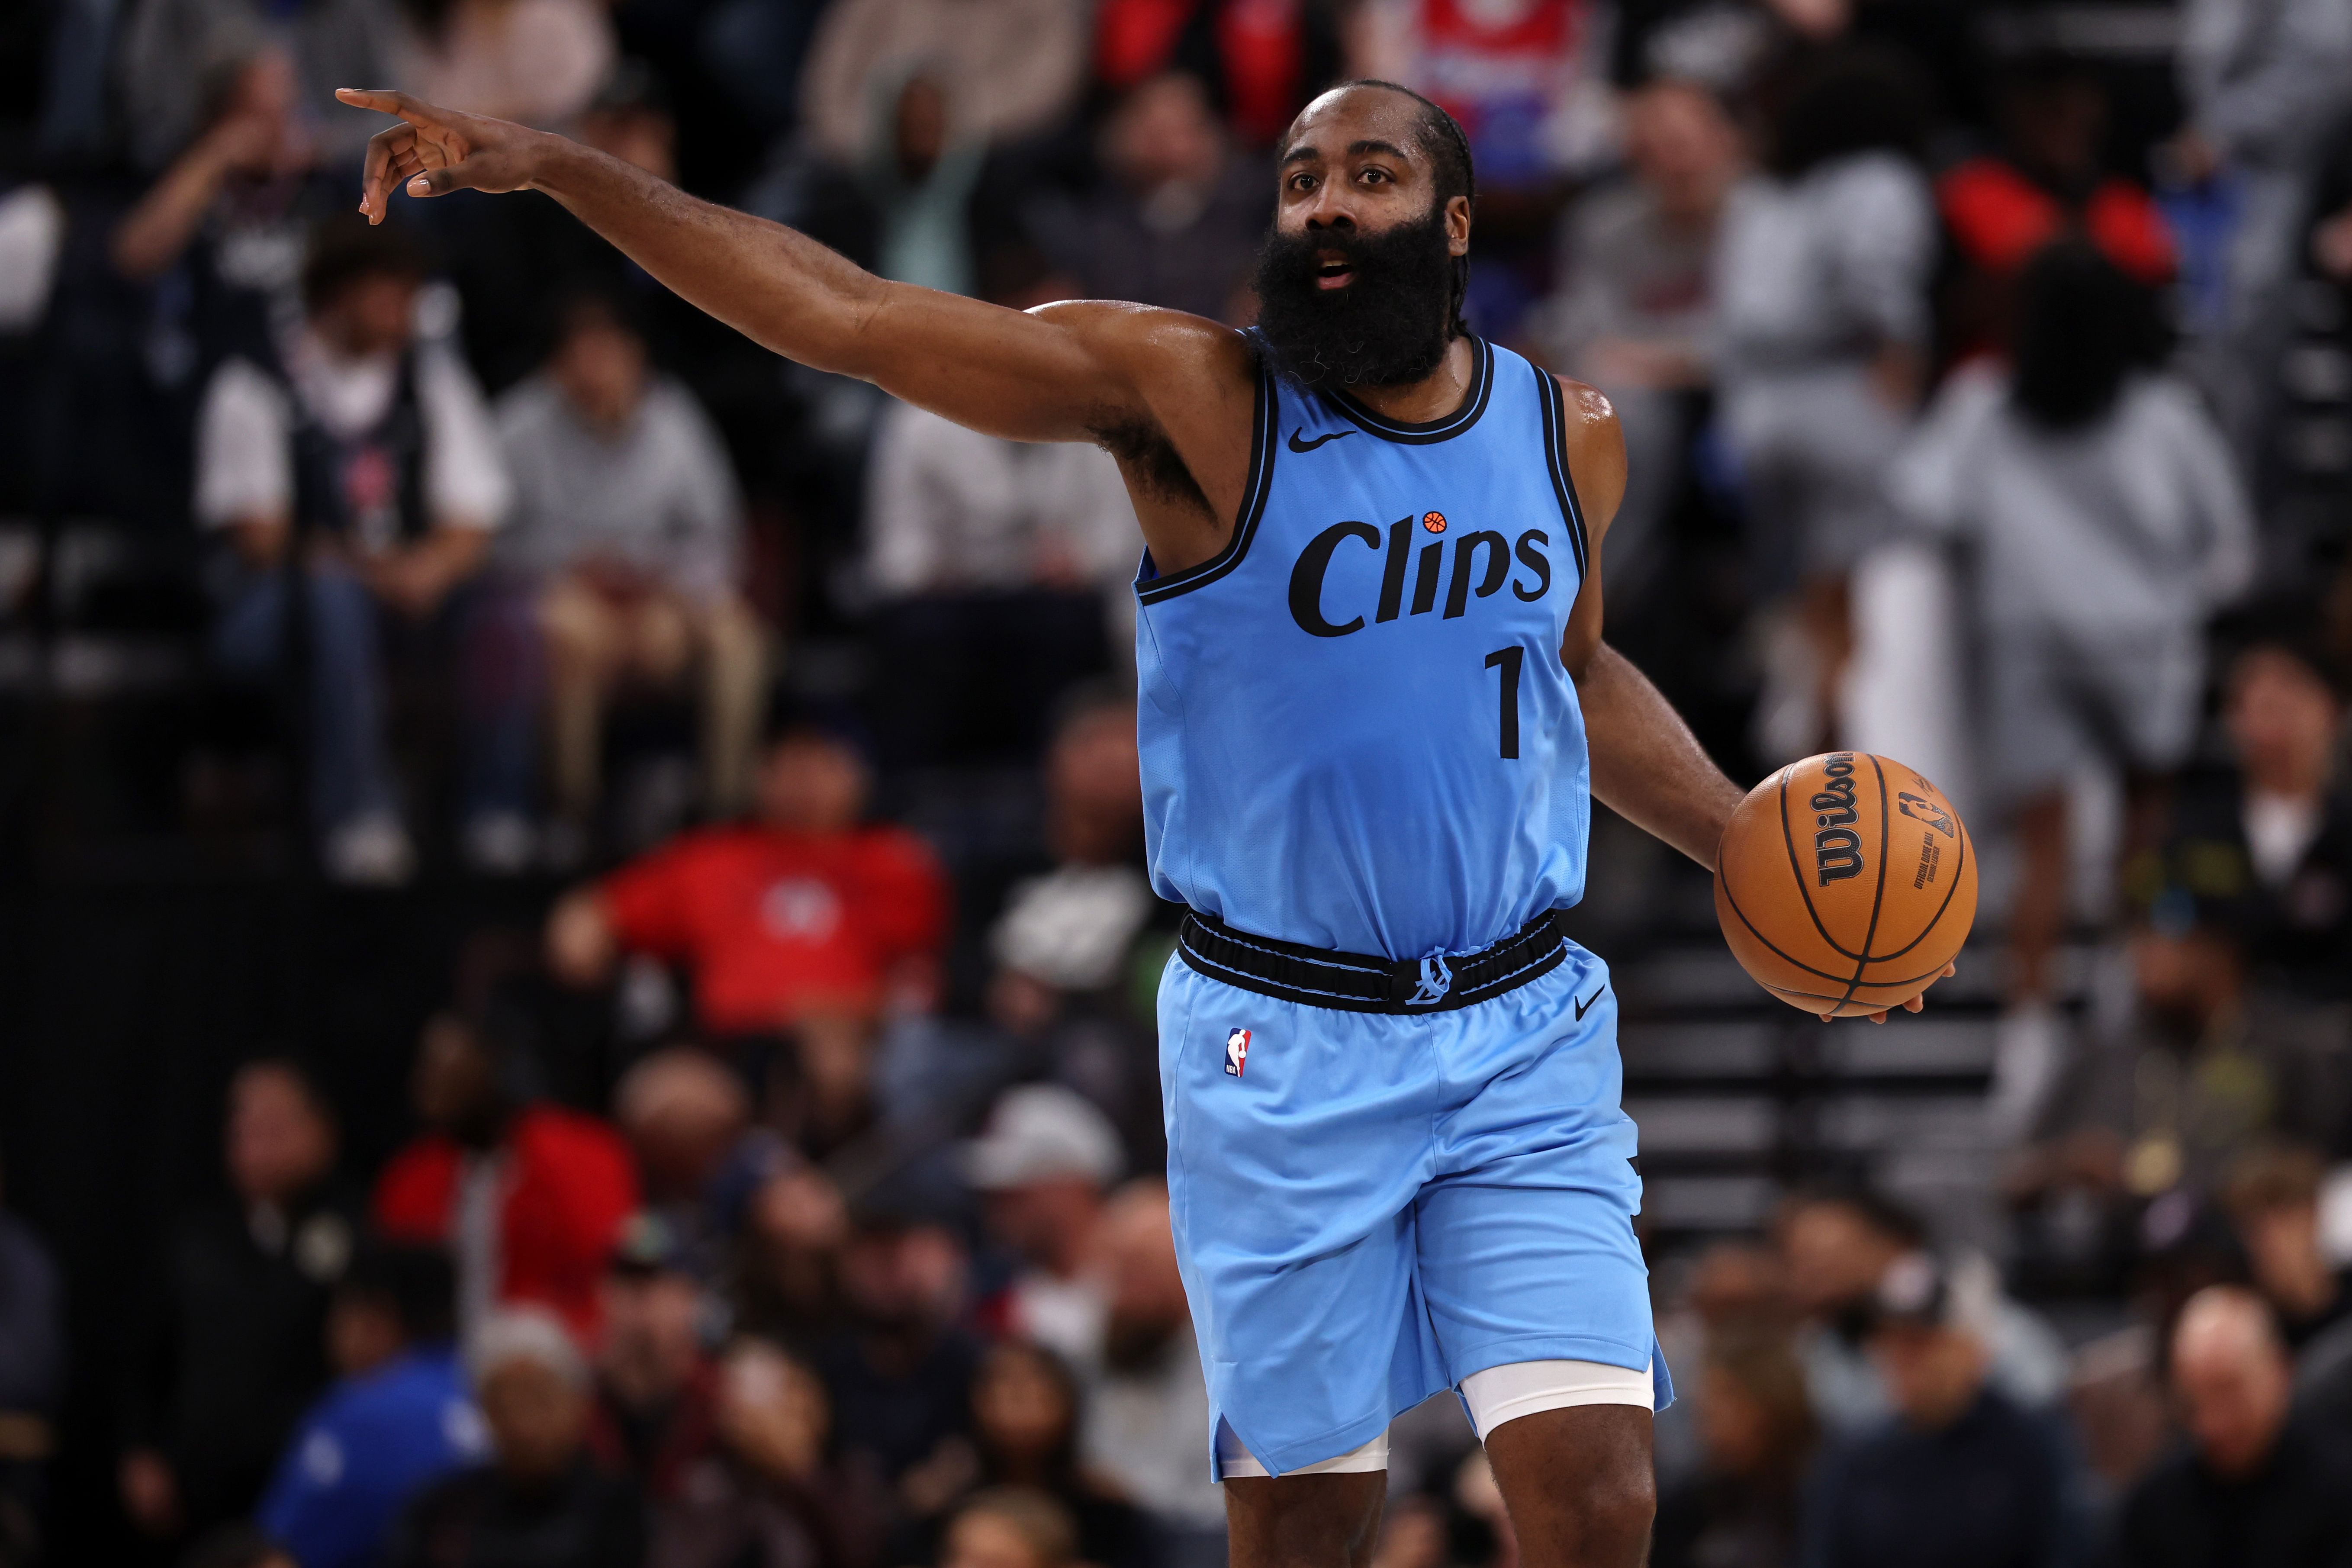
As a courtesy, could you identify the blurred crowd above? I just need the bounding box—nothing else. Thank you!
[12,0,2352,1563]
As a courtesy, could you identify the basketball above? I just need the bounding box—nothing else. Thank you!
[1713,752,1978,1018]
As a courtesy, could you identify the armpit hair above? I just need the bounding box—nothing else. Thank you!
[1089,411,1213,517]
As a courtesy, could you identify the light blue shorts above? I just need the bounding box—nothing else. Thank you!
[1159,940,1671,1479]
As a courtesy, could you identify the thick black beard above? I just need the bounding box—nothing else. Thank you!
[1251,209,1457,391]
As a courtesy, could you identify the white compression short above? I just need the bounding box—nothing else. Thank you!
[1215,1359,1654,1478]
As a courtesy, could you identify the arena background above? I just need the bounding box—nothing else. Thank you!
[3,0,2352,1565]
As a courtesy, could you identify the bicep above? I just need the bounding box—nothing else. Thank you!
[843,291,1203,448]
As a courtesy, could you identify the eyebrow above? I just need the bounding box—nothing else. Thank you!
[1279,137,1417,167]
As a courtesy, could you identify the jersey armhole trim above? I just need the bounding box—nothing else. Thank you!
[1136,354,1277,606]
[1534,363,1592,584]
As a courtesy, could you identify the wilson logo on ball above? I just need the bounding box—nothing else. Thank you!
[1813,754,1864,885]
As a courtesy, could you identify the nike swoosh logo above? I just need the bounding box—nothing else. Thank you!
[1288,428,1355,452]
[1574,984,1607,1021]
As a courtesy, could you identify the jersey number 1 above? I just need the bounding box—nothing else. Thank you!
[1485,646,1523,760]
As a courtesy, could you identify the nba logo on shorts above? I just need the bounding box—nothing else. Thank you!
[1225,1028,1252,1077]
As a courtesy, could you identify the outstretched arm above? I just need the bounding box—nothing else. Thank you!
[336,90,1250,464]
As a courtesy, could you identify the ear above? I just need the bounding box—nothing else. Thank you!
[1445,194,1471,256]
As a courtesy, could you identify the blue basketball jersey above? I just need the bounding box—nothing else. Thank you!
[1134,336,1593,960]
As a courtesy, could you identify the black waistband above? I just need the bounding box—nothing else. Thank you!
[1175,910,1568,1014]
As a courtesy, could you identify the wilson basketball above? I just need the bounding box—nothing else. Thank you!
[1713,752,1977,1018]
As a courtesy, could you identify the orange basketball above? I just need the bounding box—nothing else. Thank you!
[1712,752,1977,1018]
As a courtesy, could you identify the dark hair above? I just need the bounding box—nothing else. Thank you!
[2009,239,2166,431]
[301,212,428,315]
[339,1242,457,1343]
[2213,595,2351,702]
[1764,45,1928,178]
[1287,81,1479,339]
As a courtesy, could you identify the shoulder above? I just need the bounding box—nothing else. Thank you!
[203,355,291,422]
[1540,368,1628,528]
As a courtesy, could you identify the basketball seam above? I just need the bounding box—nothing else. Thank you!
[1862,813,1972,966]
[1780,765,1865,961]
[1829,757,1893,1014]
[1717,870,1959,990]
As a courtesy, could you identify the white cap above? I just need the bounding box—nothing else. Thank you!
[962,1084,1123,1191]
[468,1307,589,1391]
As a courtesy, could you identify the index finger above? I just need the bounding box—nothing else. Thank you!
[336,87,431,122]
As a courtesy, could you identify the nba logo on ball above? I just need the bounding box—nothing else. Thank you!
[1225,1028,1252,1076]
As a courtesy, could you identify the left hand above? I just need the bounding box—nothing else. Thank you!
[1825,960,1957,1024]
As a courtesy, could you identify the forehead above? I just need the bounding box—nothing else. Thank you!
[1280,87,1431,166]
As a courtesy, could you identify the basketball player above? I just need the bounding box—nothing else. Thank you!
[340,79,1946,1566]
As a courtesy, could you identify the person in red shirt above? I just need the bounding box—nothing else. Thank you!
[547,713,949,1149]
[1937,52,2175,364]
[373,1014,640,1345]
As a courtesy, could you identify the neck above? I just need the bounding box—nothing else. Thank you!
[1345,334,1475,426]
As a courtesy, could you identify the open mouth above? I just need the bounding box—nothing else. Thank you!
[1313,252,1356,291]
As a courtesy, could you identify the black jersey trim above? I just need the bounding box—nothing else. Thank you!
[1534,363,1591,583]
[1320,337,1494,444]
[1135,353,1278,606]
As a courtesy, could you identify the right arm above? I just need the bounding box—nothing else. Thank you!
[338,91,1255,571]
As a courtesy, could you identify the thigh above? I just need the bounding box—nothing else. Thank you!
[1984,634,2086,803]
[1483,1405,1656,1568]
[539,574,625,671]
[1224,1472,1387,1568]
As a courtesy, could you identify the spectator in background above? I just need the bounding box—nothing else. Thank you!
[798,0,1087,174]
[2222,1146,2352,1354]
[613,1047,793,1286]
[545,712,949,1128]
[733,1164,854,1352]
[1079,1181,1223,1568]
[1776,1187,2065,1433]
[373,1013,639,1344]
[497,290,763,847]
[862,250,1135,770]
[900,1342,1146,1568]
[395,0,612,130]
[1650,1331,1815,1568]
[654,1337,882,1568]
[198,213,526,884]
[2114,1285,2352,1567]
[0,1152,62,1568]
[1714,44,1934,762]
[815,1204,980,1496]
[114,0,401,173]
[2165,0,2352,460]
[2157,620,2352,1005]
[1090,0,1338,148]
[587,1216,720,1501]
[258,1244,487,1568]
[1892,243,2253,1130]
[1030,73,1268,324]
[123,1060,358,1544]
[1935,52,2174,366]
[937,1489,1081,1568]
[391,1309,646,1568]
[966,1085,1124,1368]
[1802,1252,2089,1568]
[109,48,328,372]
[1531,75,1741,616]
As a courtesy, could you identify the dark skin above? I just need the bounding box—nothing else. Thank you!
[338,80,1943,1565]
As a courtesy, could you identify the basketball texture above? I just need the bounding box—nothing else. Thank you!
[1713,752,1977,1018]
